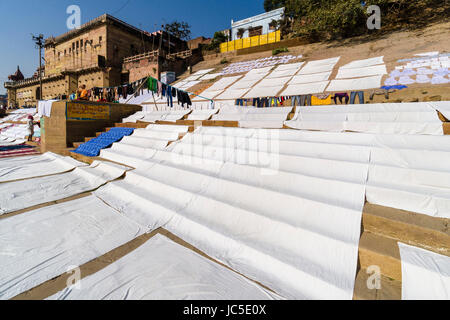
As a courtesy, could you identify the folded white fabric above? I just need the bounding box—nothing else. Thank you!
[0,196,144,300]
[48,234,279,300]
[399,243,450,300]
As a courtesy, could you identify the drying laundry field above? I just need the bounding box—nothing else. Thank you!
[187,21,450,103]
[1,20,450,303]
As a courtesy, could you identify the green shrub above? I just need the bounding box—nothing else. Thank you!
[220,58,229,64]
[272,47,289,56]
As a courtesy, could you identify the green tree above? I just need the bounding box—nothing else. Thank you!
[206,32,228,51]
[164,21,192,40]
[264,0,286,12]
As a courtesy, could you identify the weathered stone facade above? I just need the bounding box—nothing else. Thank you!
[4,14,189,107]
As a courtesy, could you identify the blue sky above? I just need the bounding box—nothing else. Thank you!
[0,0,265,94]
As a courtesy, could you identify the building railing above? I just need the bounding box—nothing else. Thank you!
[123,50,160,63]
[166,49,193,60]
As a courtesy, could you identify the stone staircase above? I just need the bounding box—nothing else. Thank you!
[65,120,449,300]
[354,203,449,300]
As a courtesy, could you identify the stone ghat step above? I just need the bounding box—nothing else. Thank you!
[359,232,402,282]
[362,203,449,256]
[353,268,402,300]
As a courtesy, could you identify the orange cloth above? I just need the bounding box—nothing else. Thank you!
[311,95,332,105]
[79,89,89,100]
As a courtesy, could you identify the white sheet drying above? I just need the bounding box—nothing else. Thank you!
[49,234,279,300]
[336,65,387,79]
[0,161,128,215]
[0,196,143,300]
[95,127,367,300]
[279,81,330,96]
[340,56,384,69]
[0,152,86,183]
[399,243,450,300]
[326,75,383,91]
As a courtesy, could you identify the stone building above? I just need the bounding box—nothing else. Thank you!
[4,14,188,107]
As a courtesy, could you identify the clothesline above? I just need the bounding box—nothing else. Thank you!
[89,75,214,103]
[144,76,214,102]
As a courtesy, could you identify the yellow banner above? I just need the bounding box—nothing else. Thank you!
[235,39,243,50]
[243,37,251,48]
[250,35,260,47]
[220,31,281,52]
[67,103,110,120]
[268,32,276,43]
[220,42,228,53]
[227,40,235,51]
[260,34,268,46]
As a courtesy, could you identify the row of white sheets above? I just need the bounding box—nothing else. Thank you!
[0,152,86,183]
[95,127,368,300]
[211,106,293,128]
[0,161,129,215]
[100,125,190,168]
[177,128,450,218]
[284,102,444,135]
[198,56,390,99]
[105,123,450,219]
[48,234,279,300]
[122,110,191,123]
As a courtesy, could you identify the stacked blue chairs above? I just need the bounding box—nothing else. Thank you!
[73,127,135,157]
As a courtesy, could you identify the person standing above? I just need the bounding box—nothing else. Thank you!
[26,115,34,142]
